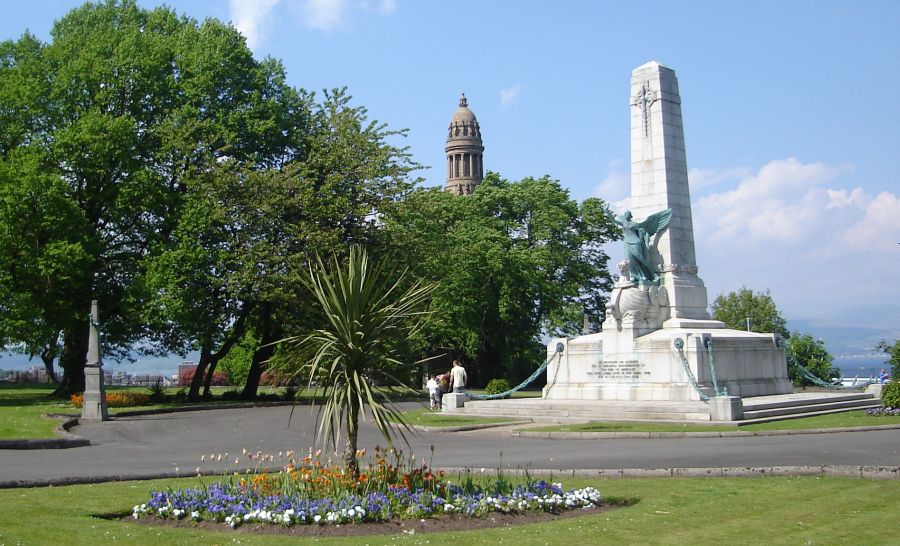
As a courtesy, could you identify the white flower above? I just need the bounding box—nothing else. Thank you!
[191,511,200,520]
[313,514,322,523]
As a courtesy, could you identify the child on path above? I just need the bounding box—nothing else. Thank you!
[427,375,441,409]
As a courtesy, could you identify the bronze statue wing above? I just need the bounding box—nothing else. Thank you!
[636,208,672,236]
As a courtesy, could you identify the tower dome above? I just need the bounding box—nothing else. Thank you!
[445,93,484,195]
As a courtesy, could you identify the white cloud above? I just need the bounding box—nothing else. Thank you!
[690,157,900,317]
[825,187,867,209]
[594,158,630,212]
[231,0,397,44]
[694,158,852,244]
[301,0,349,31]
[834,191,900,252]
[378,0,397,15]
[499,84,522,108]
[230,0,282,49]
[688,166,751,191]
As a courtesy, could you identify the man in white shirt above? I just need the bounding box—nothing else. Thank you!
[450,360,467,393]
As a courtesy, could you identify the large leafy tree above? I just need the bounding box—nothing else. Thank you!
[274,247,434,477]
[0,1,304,394]
[0,152,91,382]
[140,88,419,400]
[786,332,836,385]
[710,286,790,339]
[381,173,618,385]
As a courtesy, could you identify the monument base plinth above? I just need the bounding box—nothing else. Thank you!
[543,324,792,411]
[81,366,108,421]
[709,396,743,421]
[442,392,469,412]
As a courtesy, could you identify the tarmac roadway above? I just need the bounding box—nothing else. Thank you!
[1,402,899,486]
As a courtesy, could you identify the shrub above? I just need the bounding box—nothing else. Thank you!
[147,379,167,402]
[220,390,241,400]
[881,381,900,409]
[485,378,511,397]
[70,391,153,408]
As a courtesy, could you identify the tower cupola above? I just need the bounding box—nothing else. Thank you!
[445,93,484,195]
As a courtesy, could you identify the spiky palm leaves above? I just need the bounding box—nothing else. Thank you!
[277,246,434,476]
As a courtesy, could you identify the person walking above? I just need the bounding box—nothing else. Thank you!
[426,375,441,409]
[449,359,467,393]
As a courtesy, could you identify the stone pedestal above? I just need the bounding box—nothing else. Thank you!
[442,392,468,412]
[709,396,743,421]
[81,300,108,421]
[82,366,108,421]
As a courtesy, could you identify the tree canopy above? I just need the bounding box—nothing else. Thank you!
[785,332,836,385]
[381,173,619,386]
[0,1,393,394]
[710,286,790,339]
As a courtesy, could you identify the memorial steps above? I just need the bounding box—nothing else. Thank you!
[456,391,879,425]
[738,392,880,425]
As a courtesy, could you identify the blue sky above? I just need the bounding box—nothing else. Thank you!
[3,0,899,323]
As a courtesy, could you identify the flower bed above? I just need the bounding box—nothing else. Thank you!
[70,392,153,408]
[132,447,603,529]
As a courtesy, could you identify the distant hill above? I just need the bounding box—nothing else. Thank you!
[788,304,900,356]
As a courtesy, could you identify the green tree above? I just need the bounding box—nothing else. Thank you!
[786,333,836,386]
[876,339,900,379]
[0,1,308,394]
[0,152,92,382]
[274,247,434,477]
[139,88,419,401]
[381,173,618,385]
[710,287,790,339]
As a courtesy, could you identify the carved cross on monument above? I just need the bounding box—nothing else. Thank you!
[81,300,108,421]
[631,81,658,138]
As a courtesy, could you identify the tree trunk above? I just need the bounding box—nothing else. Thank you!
[202,357,219,399]
[40,346,59,384]
[195,310,251,400]
[240,323,278,400]
[53,324,89,396]
[187,345,212,402]
[343,402,360,479]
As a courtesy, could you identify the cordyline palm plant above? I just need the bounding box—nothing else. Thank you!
[276,246,434,477]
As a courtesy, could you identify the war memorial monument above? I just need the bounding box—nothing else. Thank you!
[453,62,886,422]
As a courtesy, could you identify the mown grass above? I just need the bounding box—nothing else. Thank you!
[0,384,424,440]
[0,475,896,544]
[523,410,900,433]
[0,385,72,439]
[393,407,516,427]
[741,410,900,430]
[524,421,739,433]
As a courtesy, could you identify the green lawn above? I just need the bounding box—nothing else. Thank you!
[0,385,73,439]
[523,410,900,433]
[0,384,424,440]
[394,407,517,427]
[742,410,900,430]
[0,475,896,544]
[524,421,739,433]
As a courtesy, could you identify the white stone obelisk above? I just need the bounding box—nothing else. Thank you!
[629,61,716,325]
[81,300,108,421]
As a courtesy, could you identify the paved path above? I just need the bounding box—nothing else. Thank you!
[1,403,898,485]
